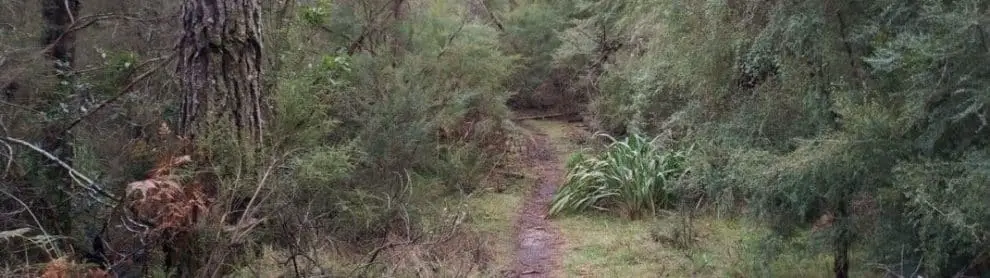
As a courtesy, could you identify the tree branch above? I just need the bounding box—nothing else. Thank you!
[481,0,504,31]
[0,136,119,204]
[0,100,39,114]
[347,0,404,55]
[39,13,155,58]
[61,54,173,133]
[437,20,467,58]
[0,139,11,179]
[0,186,61,259]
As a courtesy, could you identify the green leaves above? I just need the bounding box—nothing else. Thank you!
[549,133,690,219]
[891,151,990,276]
[301,0,333,26]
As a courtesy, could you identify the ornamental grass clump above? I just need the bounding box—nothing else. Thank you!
[549,134,690,219]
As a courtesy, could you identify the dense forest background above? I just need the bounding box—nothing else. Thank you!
[1,0,988,277]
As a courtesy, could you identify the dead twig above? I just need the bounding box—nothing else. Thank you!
[207,149,301,278]
[63,0,75,23]
[512,112,574,121]
[0,121,12,179]
[40,13,158,57]
[0,139,11,179]
[0,186,61,259]
[437,19,468,58]
[871,256,924,278]
[62,54,173,133]
[349,238,417,277]
[347,0,404,55]
[0,100,39,114]
[0,136,118,204]
[234,148,302,234]
[350,201,467,277]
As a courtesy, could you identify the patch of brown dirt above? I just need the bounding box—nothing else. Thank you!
[507,122,565,278]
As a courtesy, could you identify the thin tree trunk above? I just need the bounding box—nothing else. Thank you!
[176,0,266,147]
[40,0,79,237]
[834,230,851,278]
[390,0,406,60]
[833,203,851,278]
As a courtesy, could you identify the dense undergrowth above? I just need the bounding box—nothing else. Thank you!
[548,0,990,277]
[2,0,526,276]
[1,0,988,277]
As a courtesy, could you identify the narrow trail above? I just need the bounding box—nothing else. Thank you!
[510,121,565,278]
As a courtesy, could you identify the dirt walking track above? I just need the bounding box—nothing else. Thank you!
[509,121,565,278]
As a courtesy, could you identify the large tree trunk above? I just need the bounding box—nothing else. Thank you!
[172,0,264,275]
[176,0,266,146]
[39,0,79,237]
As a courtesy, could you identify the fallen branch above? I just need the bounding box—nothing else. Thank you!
[0,186,61,259]
[512,112,574,121]
[0,136,119,205]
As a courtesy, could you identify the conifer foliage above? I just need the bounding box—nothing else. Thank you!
[1,0,988,276]
[558,0,990,276]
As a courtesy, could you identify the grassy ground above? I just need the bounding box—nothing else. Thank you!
[463,182,526,274]
[555,213,869,277]
[557,214,744,276]
[522,118,878,278]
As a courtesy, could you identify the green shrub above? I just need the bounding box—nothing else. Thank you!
[886,152,990,277]
[549,134,690,219]
[500,2,570,97]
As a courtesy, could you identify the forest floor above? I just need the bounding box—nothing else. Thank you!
[243,116,854,277]
[490,117,845,277]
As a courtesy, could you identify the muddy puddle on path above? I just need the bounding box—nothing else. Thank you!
[509,125,565,278]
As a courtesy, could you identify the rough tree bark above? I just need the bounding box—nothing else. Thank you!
[176,0,266,147]
[39,0,80,237]
[171,0,264,275]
